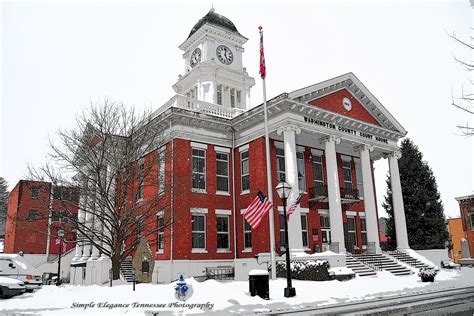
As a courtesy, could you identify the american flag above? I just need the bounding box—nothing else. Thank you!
[244,190,273,230]
[259,29,266,79]
[286,193,303,221]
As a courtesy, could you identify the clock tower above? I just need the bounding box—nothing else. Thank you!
[173,9,255,111]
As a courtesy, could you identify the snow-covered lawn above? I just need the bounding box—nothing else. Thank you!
[1,268,473,315]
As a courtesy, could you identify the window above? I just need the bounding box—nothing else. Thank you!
[341,160,353,189]
[192,214,206,249]
[217,85,223,105]
[217,215,230,250]
[354,160,364,198]
[30,187,39,199]
[470,213,474,231]
[27,210,39,222]
[230,88,235,108]
[158,147,166,195]
[241,150,250,192]
[192,148,206,191]
[138,160,144,200]
[276,148,286,182]
[236,91,242,108]
[279,213,286,248]
[347,216,357,247]
[312,155,325,195]
[157,211,165,252]
[320,214,331,243]
[136,216,144,239]
[243,217,252,249]
[301,214,308,248]
[216,152,229,193]
[297,152,306,191]
[360,217,367,246]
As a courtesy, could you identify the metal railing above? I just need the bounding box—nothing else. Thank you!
[340,187,359,200]
[205,266,235,280]
[308,184,328,203]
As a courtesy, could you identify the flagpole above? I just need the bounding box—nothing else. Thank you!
[259,26,276,280]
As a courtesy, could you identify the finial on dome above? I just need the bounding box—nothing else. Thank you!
[210,4,215,12]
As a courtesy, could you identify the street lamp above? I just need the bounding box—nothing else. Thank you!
[56,228,65,286]
[275,181,296,298]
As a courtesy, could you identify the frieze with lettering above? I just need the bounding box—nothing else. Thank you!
[303,116,388,144]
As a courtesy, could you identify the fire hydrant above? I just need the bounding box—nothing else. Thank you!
[174,274,189,301]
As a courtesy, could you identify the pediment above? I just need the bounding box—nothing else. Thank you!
[288,73,407,135]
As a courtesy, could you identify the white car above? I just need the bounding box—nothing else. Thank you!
[0,276,26,298]
[0,254,42,292]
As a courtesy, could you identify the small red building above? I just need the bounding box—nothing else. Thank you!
[455,194,474,260]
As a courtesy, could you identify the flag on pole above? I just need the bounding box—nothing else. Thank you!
[244,190,273,229]
[259,27,266,79]
[286,193,303,221]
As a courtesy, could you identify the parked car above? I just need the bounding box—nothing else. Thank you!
[0,276,26,298]
[0,254,42,292]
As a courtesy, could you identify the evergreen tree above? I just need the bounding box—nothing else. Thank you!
[382,138,449,250]
[0,177,9,234]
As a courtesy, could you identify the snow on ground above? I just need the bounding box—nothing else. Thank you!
[1,268,473,315]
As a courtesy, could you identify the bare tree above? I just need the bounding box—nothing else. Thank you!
[449,30,474,136]
[29,100,171,280]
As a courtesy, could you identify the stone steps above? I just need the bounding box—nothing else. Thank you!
[120,257,134,282]
[346,254,377,277]
[353,253,414,276]
[385,251,436,270]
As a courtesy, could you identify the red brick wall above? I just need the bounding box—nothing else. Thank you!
[309,89,381,126]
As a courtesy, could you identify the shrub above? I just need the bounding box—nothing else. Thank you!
[276,260,330,281]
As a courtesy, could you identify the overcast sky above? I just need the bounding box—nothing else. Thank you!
[1,0,472,218]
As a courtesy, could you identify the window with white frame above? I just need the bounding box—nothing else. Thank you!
[230,88,235,108]
[312,154,324,193]
[241,150,250,192]
[320,214,331,243]
[354,159,364,198]
[216,152,229,193]
[236,91,242,108]
[301,214,309,248]
[360,217,367,246]
[279,213,286,249]
[470,213,474,230]
[347,216,357,247]
[192,214,206,249]
[276,148,286,182]
[157,211,165,252]
[217,85,223,105]
[192,148,206,190]
[341,159,353,189]
[158,147,166,195]
[243,217,252,249]
[138,160,144,200]
[297,151,306,191]
[217,215,230,250]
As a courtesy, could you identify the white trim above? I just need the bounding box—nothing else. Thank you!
[353,157,361,163]
[217,249,232,253]
[318,209,329,215]
[155,250,164,255]
[216,191,231,196]
[274,141,284,149]
[346,211,357,216]
[311,149,324,156]
[300,207,309,214]
[240,189,250,195]
[359,212,366,217]
[191,249,208,254]
[238,144,249,152]
[296,145,305,152]
[242,248,253,253]
[215,146,230,153]
[240,209,247,215]
[156,210,164,216]
[191,142,208,149]
[191,188,207,194]
[215,209,231,216]
[341,155,352,162]
[190,208,208,214]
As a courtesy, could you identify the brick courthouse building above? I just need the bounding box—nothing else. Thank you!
[70,9,411,284]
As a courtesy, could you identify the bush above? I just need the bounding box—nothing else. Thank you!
[276,260,330,281]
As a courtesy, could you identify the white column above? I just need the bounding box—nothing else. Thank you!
[321,135,346,253]
[277,125,304,251]
[90,179,101,260]
[80,177,92,261]
[388,151,410,250]
[72,209,85,261]
[355,144,381,253]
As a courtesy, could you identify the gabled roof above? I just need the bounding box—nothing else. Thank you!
[288,73,407,135]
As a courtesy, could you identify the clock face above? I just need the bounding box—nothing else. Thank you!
[190,48,201,68]
[216,45,233,65]
[342,97,352,111]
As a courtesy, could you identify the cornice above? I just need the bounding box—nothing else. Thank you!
[179,24,247,51]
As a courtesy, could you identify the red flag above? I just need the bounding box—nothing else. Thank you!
[286,193,303,221]
[259,29,266,79]
[244,190,273,229]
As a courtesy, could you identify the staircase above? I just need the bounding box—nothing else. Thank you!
[353,253,414,276]
[385,250,436,270]
[120,257,134,282]
[345,254,377,277]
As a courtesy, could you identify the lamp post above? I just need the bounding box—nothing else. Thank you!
[275,181,296,298]
[56,229,64,286]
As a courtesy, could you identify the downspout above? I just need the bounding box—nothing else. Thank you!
[231,127,237,260]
